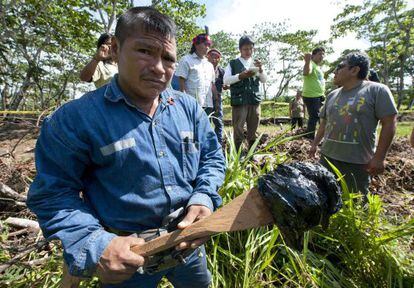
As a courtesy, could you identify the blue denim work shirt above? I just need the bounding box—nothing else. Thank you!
[27,76,225,277]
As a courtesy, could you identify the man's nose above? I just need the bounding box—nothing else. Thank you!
[150,57,166,74]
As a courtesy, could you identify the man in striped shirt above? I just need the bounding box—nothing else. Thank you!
[176,34,217,118]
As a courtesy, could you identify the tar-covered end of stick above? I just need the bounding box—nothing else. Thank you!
[258,162,342,250]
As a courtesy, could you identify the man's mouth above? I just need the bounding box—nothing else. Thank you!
[144,79,165,86]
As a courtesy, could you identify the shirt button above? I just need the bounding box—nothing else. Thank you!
[159,151,165,157]
[166,186,172,192]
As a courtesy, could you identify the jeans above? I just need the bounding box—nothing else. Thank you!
[101,246,211,288]
[303,96,323,139]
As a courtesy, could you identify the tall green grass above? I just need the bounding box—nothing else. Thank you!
[205,132,414,287]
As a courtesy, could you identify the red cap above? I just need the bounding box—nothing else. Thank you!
[192,34,212,46]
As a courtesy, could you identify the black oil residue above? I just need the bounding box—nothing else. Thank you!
[258,162,342,250]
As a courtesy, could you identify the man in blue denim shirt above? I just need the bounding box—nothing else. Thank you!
[27,7,225,287]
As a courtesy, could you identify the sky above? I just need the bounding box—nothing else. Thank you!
[135,0,379,96]
[197,0,370,61]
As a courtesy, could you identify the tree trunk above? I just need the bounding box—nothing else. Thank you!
[396,56,405,110]
[9,69,34,111]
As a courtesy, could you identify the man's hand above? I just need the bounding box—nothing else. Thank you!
[95,44,111,61]
[238,70,255,80]
[176,205,212,251]
[96,236,146,284]
[304,53,312,62]
[254,59,263,73]
[365,156,385,176]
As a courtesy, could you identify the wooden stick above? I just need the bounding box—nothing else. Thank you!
[131,188,274,256]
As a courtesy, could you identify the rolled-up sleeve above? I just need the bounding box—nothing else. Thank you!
[187,105,226,211]
[223,63,240,86]
[27,106,116,277]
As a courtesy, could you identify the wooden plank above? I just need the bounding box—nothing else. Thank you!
[131,188,274,256]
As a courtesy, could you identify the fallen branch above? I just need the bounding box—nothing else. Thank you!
[7,228,28,238]
[0,182,27,202]
[23,256,51,267]
[0,239,47,273]
[0,197,26,208]
[4,217,40,233]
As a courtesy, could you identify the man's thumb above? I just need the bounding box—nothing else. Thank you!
[177,210,197,229]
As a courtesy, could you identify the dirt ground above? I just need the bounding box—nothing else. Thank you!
[0,119,413,221]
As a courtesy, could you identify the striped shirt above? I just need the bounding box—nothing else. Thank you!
[175,53,215,108]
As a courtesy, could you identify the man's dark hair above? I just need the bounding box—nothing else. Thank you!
[345,52,370,79]
[368,69,380,82]
[115,7,176,46]
[97,33,112,49]
[189,33,211,54]
[239,35,254,50]
[312,47,325,55]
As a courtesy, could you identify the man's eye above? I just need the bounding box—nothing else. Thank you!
[137,49,151,55]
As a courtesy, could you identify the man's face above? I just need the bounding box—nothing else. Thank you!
[112,30,177,101]
[333,61,357,86]
[195,41,210,57]
[240,44,254,59]
[312,51,325,64]
[102,38,113,60]
[207,52,221,67]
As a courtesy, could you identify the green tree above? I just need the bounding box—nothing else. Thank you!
[331,0,414,109]
[210,30,239,66]
[0,0,99,111]
[0,0,206,111]
[249,22,329,99]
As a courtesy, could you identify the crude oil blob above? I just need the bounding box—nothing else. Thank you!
[258,162,342,249]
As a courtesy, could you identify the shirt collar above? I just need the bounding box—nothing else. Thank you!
[104,75,124,103]
[191,52,205,60]
[104,74,170,107]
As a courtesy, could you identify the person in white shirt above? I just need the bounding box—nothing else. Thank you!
[80,33,118,89]
[223,35,267,150]
[175,33,217,117]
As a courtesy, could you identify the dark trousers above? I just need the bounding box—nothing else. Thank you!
[303,96,323,139]
[203,107,223,145]
[320,155,370,195]
[232,104,261,151]
[291,117,303,129]
[212,96,224,145]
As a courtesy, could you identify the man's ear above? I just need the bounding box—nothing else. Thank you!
[351,66,360,77]
[111,37,120,62]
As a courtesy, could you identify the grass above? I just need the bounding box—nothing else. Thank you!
[1,130,413,287]
[396,121,413,138]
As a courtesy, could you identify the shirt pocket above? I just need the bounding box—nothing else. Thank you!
[181,139,200,181]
